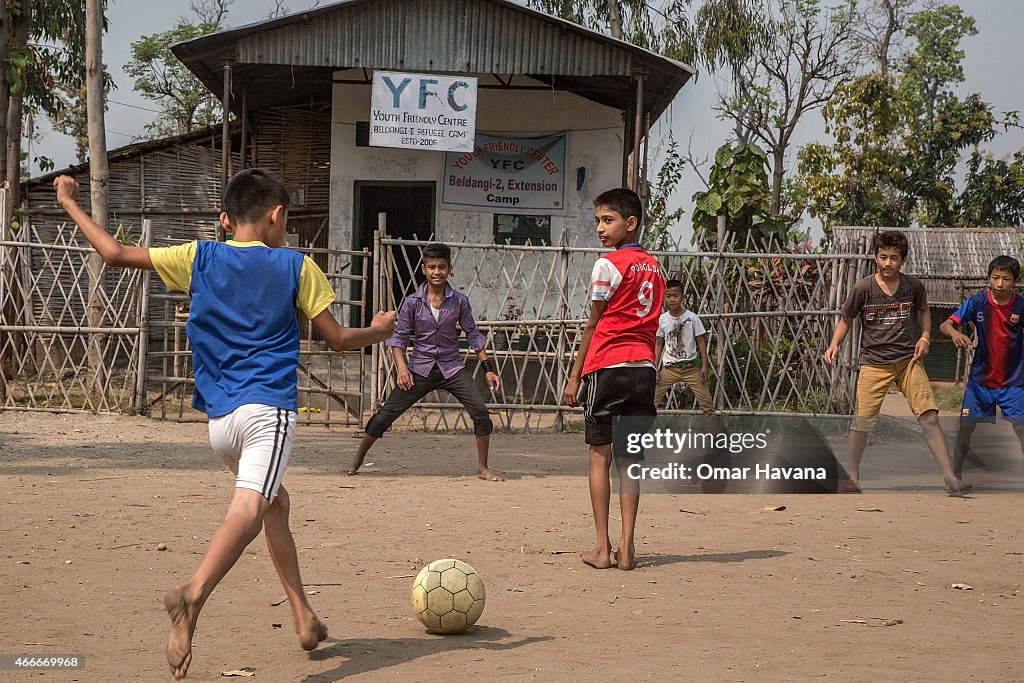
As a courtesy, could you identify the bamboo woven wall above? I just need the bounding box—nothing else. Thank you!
[251,105,331,212]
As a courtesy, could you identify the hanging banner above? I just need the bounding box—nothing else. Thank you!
[441,134,567,214]
[369,70,478,153]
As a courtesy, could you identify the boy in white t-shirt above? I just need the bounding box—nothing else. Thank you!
[654,279,714,415]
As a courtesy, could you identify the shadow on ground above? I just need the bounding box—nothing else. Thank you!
[302,626,551,681]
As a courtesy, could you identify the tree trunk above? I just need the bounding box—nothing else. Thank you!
[5,0,28,208]
[86,0,110,397]
[771,149,785,216]
[879,0,895,77]
[0,5,12,186]
[607,0,623,39]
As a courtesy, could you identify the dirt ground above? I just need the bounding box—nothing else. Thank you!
[2,404,1023,682]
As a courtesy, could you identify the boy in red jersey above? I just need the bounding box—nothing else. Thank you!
[940,255,1024,480]
[562,188,665,571]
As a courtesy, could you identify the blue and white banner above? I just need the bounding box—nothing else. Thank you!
[441,134,567,214]
[370,71,477,153]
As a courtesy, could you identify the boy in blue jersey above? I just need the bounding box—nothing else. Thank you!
[54,169,396,680]
[940,255,1024,480]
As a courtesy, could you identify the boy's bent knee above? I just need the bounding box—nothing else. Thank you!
[268,486,290,514]
[226,487,272,521]
[472,416,493,436]
[364,413,391,439]
[917,409,941,427]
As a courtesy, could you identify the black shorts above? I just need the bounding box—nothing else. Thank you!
[582,366,657,456]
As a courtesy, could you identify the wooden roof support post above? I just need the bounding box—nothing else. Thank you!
[632,70,645,194]
[621,94,632,188]
[219,62,232,242]
[239,88,248,170]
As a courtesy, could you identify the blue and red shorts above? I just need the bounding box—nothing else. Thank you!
[960,382,1024,424]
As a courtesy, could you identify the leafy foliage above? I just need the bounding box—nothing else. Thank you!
[691,142,794,249]
[956,150,1024,228]
[706,0,859,214]
[11,0,96,121]
[642,134,685,251]
[796,3,1024,232]
[527,0,696,62]
[124,19,222,137]
[797,73,913,231]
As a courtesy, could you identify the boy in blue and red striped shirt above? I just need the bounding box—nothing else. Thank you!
[940,255,1024,481]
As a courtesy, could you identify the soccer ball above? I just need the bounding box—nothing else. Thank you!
[411,559,486,634]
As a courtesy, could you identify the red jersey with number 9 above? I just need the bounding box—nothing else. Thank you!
[582,244,666,376]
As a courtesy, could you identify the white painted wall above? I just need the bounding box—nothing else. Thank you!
[329,70,624,253]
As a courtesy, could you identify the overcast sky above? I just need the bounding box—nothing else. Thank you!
[31,0,1024,238]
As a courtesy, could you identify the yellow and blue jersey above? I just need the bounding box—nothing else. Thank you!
[149,240,336,417]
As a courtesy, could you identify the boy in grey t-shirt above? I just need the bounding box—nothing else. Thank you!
[824,230,970,496]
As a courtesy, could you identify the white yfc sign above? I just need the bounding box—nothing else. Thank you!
[369,71,478,153]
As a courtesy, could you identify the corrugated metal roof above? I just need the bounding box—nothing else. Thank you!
[833,226,1024,305]
[171,0,693,122]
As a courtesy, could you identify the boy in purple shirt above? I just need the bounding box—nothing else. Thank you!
[348,243,503,480]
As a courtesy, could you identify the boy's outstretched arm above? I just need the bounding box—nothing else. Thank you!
[823,315,854,366]
[53,175,154,270]
[312,310,396,351]
[940,318,973,349]
[562,300,607,407]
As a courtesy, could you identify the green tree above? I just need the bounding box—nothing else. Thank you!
[124,1,233,137]
[898,4,993,226]
[956,149,1024,228]
[125,20,223,137]
[642,133,685,251]
[709,0,859,216]
[797,73,913,234]
[797,3,1024,231]
[3,0,97,201]
[528,0,695,61]
[691,142,793,250]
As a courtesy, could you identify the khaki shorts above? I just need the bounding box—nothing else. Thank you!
[852,358,937,432]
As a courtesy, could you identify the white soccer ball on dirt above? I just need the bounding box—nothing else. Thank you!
[410,558,486,634]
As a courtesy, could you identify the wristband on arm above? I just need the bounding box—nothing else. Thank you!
[481,359,495,373]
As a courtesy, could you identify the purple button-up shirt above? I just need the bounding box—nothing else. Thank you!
[387,282,488,379]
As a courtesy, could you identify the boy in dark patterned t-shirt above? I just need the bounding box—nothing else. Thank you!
[824,230,970,496]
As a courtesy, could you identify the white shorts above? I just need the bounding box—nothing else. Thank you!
[208,404,296,500]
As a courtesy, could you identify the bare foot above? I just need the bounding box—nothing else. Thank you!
[163,586,199,680]
[838,477,861,493]
[347,454,364,476]
[945,482,973,497]
[478,469,504,482]
[613,548,636,571]
[581,548,614,569]
[298,615,328,651]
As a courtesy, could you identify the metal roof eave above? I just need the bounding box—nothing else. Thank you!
[171,0,693,119]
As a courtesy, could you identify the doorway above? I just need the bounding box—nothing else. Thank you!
[353,181,436,327]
